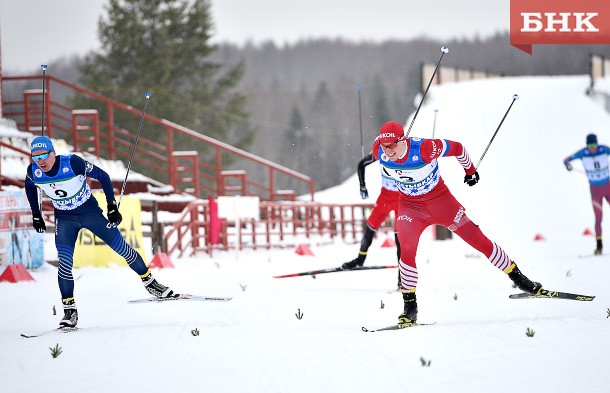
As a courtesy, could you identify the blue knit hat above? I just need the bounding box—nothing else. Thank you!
[30,136,55,154]
[586,133,598,145]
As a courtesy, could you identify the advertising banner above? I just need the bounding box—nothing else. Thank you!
[0,189,44,269]
[73,193,147,268]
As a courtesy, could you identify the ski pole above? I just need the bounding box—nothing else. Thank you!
[432,109,438,138]
[41,64,47,136]
[570,167,585,174]
[476,94,519,169]
[37,65,48,214]
[107,92,151,228]
[405,46,449,138]
[357,85,364,158]
[118,92,151,208]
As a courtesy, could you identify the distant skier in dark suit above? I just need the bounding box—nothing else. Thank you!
[341,153,400,270]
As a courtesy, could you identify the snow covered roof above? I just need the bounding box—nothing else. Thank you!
[1,121,160,184]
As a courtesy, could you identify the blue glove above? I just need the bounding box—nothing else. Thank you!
[359,185,369,199]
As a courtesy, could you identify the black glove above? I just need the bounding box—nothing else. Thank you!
[32,213,46,233]
[359,185,369,199]
[464,171,480,187]
[107,201,123,227]
[565,162,573,171]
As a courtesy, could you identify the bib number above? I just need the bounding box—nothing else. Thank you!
[54,189,68,198]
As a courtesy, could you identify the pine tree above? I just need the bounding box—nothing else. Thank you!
[286,105,305,168]
[372,75,390,129]
[75,0,250,152]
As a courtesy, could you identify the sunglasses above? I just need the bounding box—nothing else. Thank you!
[32,152,51,161]
[380,136,405,150]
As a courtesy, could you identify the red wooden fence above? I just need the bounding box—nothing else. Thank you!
[1,74,315,201]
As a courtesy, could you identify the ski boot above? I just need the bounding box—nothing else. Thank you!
[398,292,418,327]
[342,226,376,269]
[507,263,542,294]
[341,255,365,270]
[142,272,180,299]
[59,298,78,329]
[594,237,603,255]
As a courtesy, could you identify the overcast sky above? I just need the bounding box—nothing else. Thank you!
[0,0,508,73]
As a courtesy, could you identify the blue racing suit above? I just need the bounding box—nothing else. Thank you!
[25,154,149,300]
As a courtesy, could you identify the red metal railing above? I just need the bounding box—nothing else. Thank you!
[1,74,316,200]
[164,200,389,257]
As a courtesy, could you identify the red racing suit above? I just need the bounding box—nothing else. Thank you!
[357,153,399,229]
[374,137,514,292]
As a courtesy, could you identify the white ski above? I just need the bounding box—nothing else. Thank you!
[21,327,79,339]
[128,293,232,304]
[362,322,437,332]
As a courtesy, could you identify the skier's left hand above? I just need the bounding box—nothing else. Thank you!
[32,213,46,233]
[359,185,369,199]
[107,200,123,227]
[464,171,480,187]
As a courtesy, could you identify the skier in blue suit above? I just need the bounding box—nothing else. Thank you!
[564,133,610,255]
[25,136,178,328]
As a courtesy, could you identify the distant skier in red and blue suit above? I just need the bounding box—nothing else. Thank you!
[24,136,178,329]
[372,121,543,326]
[564,133,610,255]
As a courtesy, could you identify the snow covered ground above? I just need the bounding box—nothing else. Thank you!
[2,74,610,393]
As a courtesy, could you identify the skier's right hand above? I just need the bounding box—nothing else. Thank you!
[107,200,123,228]
[565,162,573,171]
[464,171,480,187]
[359,185,369,199]
[32,213,46,233]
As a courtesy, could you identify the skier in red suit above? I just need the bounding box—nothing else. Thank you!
[373,121,543,326]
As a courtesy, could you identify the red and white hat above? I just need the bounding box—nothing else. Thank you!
[377,121,405,144]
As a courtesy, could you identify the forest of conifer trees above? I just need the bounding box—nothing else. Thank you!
[10,33,610,191]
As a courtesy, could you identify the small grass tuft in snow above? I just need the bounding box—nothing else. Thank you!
[420,357,431,367]
[50,344,63,358]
